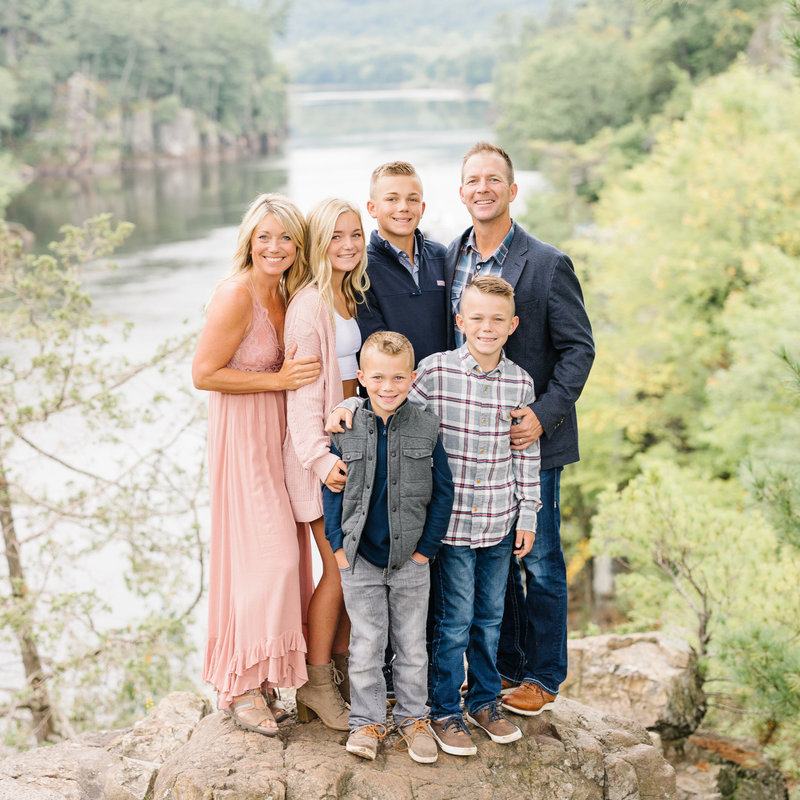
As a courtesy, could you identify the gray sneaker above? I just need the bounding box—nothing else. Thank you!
[430,715,477,756]
[397,718,438,764]
[345,723,387,760]
[466,703,522,744]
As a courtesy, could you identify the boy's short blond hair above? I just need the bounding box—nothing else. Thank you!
[369,161,421,197]
[462,275,516,315]
[359,330,416,370]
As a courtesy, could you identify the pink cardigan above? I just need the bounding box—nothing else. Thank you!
[282,285,345,522]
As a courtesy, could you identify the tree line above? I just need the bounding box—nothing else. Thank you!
[493,0,800,784]
[0,0,288,188]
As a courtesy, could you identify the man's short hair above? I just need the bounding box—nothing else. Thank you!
[462,275,516,315]
[461,142,515,185]
[369,161,420,197]
[359,330,415,370]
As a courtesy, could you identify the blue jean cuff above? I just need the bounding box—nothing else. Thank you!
[471,699,501,715]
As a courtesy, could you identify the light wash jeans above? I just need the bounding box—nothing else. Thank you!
[340,555,431,731]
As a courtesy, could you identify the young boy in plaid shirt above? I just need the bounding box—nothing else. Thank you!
[410,275,541,756]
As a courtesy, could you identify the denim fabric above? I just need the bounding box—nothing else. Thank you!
[497,467,566,696]
[340,555,431,730]
[430,532,514,718]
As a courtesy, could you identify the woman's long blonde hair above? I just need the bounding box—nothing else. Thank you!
[287,197,369,318]
[224,193,307,298]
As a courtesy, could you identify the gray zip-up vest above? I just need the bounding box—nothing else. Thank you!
[332,402,441,572]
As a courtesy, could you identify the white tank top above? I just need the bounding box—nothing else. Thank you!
[334,312,361,380]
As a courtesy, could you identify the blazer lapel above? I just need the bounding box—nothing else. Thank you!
[499,226,529,289]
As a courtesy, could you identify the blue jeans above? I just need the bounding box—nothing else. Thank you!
[340,555,430,730]
[430,532,514,718]
[497,467,566,696]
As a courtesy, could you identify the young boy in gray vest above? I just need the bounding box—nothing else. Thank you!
[322,331,454,764]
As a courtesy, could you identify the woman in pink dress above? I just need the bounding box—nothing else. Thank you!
[283,198,369,729]
[192,194,321,735]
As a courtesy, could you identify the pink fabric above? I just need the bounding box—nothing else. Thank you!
[203,297,312,708]
[283,286,345,522]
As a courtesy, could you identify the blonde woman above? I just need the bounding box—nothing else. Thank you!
[283,198,369,729]
[192,194,320,735]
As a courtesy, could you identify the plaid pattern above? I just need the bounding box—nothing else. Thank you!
[451,223,517,346]
[409,345,541,547]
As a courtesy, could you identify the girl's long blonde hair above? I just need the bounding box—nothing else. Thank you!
[287,197,369,318]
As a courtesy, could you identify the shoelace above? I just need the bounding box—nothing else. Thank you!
[394,718,431,753]
[484,703,505,723]
[441,715,471,735]
[356,723,387,742]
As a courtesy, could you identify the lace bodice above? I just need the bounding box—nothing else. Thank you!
[227,298,283,374]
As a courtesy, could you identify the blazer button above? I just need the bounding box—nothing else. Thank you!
[392,507,397,512]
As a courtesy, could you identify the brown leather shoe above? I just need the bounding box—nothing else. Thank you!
[501,682,556,716]
[500,678,518,695]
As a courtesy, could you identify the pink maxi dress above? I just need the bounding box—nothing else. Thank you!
[203,295,313,708]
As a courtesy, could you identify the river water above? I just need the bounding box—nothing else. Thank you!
[3,88,545,711]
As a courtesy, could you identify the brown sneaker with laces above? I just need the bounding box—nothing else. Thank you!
[466,702,522,743]
[397,718,438,763]
[501,681,556,716]
[346,723,387,760]
[430,715,477,756]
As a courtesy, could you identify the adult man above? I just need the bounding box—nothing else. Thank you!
[445,142,594,715]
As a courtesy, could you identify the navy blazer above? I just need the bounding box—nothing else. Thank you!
[445,224,595,470]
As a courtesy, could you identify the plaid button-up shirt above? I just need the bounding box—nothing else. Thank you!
[451,222,517,346]
[409,344,542,548]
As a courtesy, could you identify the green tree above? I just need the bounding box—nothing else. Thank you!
[0,216,206,746]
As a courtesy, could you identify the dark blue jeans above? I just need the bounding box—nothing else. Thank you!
[430,532,514,718]
[497,467,566,696]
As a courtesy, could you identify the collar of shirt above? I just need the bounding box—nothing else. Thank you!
[456,342,508,378]
[464,220,517,272]
[377,230,420,285]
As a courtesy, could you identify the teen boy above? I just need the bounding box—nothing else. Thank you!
[358,161,449,364]
[323,332,454,764]
[410,276,541,756]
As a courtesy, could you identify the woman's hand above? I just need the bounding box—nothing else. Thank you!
[278,343,321,390]
[324,459,347,492]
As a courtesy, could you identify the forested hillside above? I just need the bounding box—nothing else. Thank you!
[488,0,800,784]
[0,0,288,182]
[276,0,549,86]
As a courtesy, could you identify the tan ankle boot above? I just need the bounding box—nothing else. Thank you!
[295,661,350,731]
[332,651,350,705]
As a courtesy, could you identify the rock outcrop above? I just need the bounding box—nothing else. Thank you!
[0,692,676,800]
[563,633,706,739]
